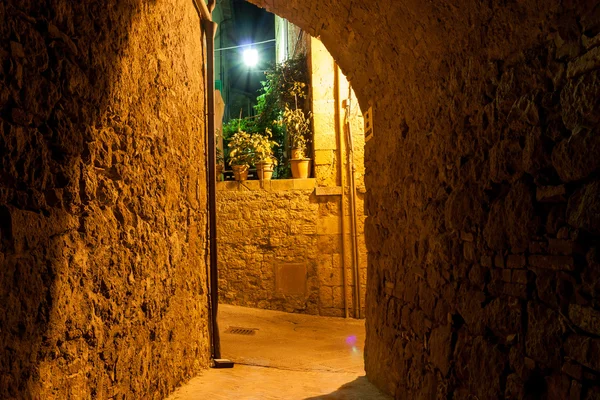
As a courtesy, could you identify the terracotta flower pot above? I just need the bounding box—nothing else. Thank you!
[256,162,275,181]
[290,159,311,179]
[291,148,304,160]
[232,165,249,181]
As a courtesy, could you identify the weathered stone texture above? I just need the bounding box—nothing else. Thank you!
[246,0,600,398]
[0,1,210,398]
[216,180,366,318]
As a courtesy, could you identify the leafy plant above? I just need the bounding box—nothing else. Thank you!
[227,130,255,167]
[222,54,310,177]
[252,128,279,165]
[282,105,311,158]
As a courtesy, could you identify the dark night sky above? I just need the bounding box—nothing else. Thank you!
[228,0,276,95]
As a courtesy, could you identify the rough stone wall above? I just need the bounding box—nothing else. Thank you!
[217,181,325,314]
[250,0,600,398]
[0,1,210,398]
[310,36,367,317]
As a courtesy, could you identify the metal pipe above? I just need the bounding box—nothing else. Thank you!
[205,19,220,359]
[334,63,349,319]
[191,0,211,21]
[207,0,216,13]
[344,85,362,318]
[191,0,220,359]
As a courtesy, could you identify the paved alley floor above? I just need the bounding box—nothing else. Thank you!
[167,304,391,400]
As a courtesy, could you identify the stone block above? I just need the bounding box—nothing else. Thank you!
[293,178,317,190]
[319,286,333,308]
[567,181,600,235]
[529,241,548,254]
[569,304,600,335]
[526,303,563,368]
[332,286,345,309]
[507,255,526,269]
[243,180,262,191]
[481,255,493,267]
[494,254,505,268]
[560,71,600,131]
[316,235,341,254]
[428,324,451,375]
[583,33,600,50]
[567,46,600,78]
[315,186,343,196]
[562,361,583,380]
[548,238,575,255]
[317,216,340,235]
[553,128,600,183]
[511,270,529,284]
[529,255,574,271]
[565,335,600,373]
[536,185,566,203]
[314,149,334,166]
[271,179,294,191]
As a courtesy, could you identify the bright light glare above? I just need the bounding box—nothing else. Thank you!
[243,49,259,67]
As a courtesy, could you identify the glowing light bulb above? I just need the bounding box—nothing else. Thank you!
[243,49,259,67]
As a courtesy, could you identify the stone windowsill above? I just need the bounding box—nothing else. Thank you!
[217,178,317,191]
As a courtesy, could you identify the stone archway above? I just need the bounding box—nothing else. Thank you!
[245,1,600,398]
[1,0,599,397]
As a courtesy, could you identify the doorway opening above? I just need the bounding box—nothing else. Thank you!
[210,1,375,397]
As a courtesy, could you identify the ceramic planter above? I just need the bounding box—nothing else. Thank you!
[232,164,249,181]
[290,159,311,179]
[256,162,275,181]
[291,148,304,160]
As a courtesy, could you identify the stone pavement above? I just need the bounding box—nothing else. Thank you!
[167,304,391,399]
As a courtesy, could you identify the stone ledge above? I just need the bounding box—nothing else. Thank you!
[217,178,317,192]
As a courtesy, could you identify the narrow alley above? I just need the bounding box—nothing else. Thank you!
[167,305,390,399]
[1,0,599,399]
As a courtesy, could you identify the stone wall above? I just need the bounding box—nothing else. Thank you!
[217,179,365,318]
[249,0,600,398]
[217,35,368,318]
[0,1,210,398]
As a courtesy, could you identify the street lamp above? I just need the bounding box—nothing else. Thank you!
[242,48,259,67]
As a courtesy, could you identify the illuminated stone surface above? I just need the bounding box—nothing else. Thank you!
[1,1,210,398]
[1,0,600,398]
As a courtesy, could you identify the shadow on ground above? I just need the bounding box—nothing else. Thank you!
[304,376,390,400]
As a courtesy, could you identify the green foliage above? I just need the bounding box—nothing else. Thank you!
[227,130,254,167]
[282,106,311,158]
[222,54,310,177]
[252,128,278,165]
[227,129,278,168]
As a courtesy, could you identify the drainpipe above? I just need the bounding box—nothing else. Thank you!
[192,0,211,21]
[334,63,349,319]
[192,0,221,360]
[205,18,220,360]
[343,84,362,319]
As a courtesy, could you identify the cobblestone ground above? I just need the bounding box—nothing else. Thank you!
[167,305,391,399]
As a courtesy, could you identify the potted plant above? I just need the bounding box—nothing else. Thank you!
[252,128,278,181]
[283,82,312,179]
[228,130,254,181]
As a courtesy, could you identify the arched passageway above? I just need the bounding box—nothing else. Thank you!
[249,1,600,398]
[1,0,599,398]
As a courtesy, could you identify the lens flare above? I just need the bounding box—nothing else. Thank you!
[346,335,357,346]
